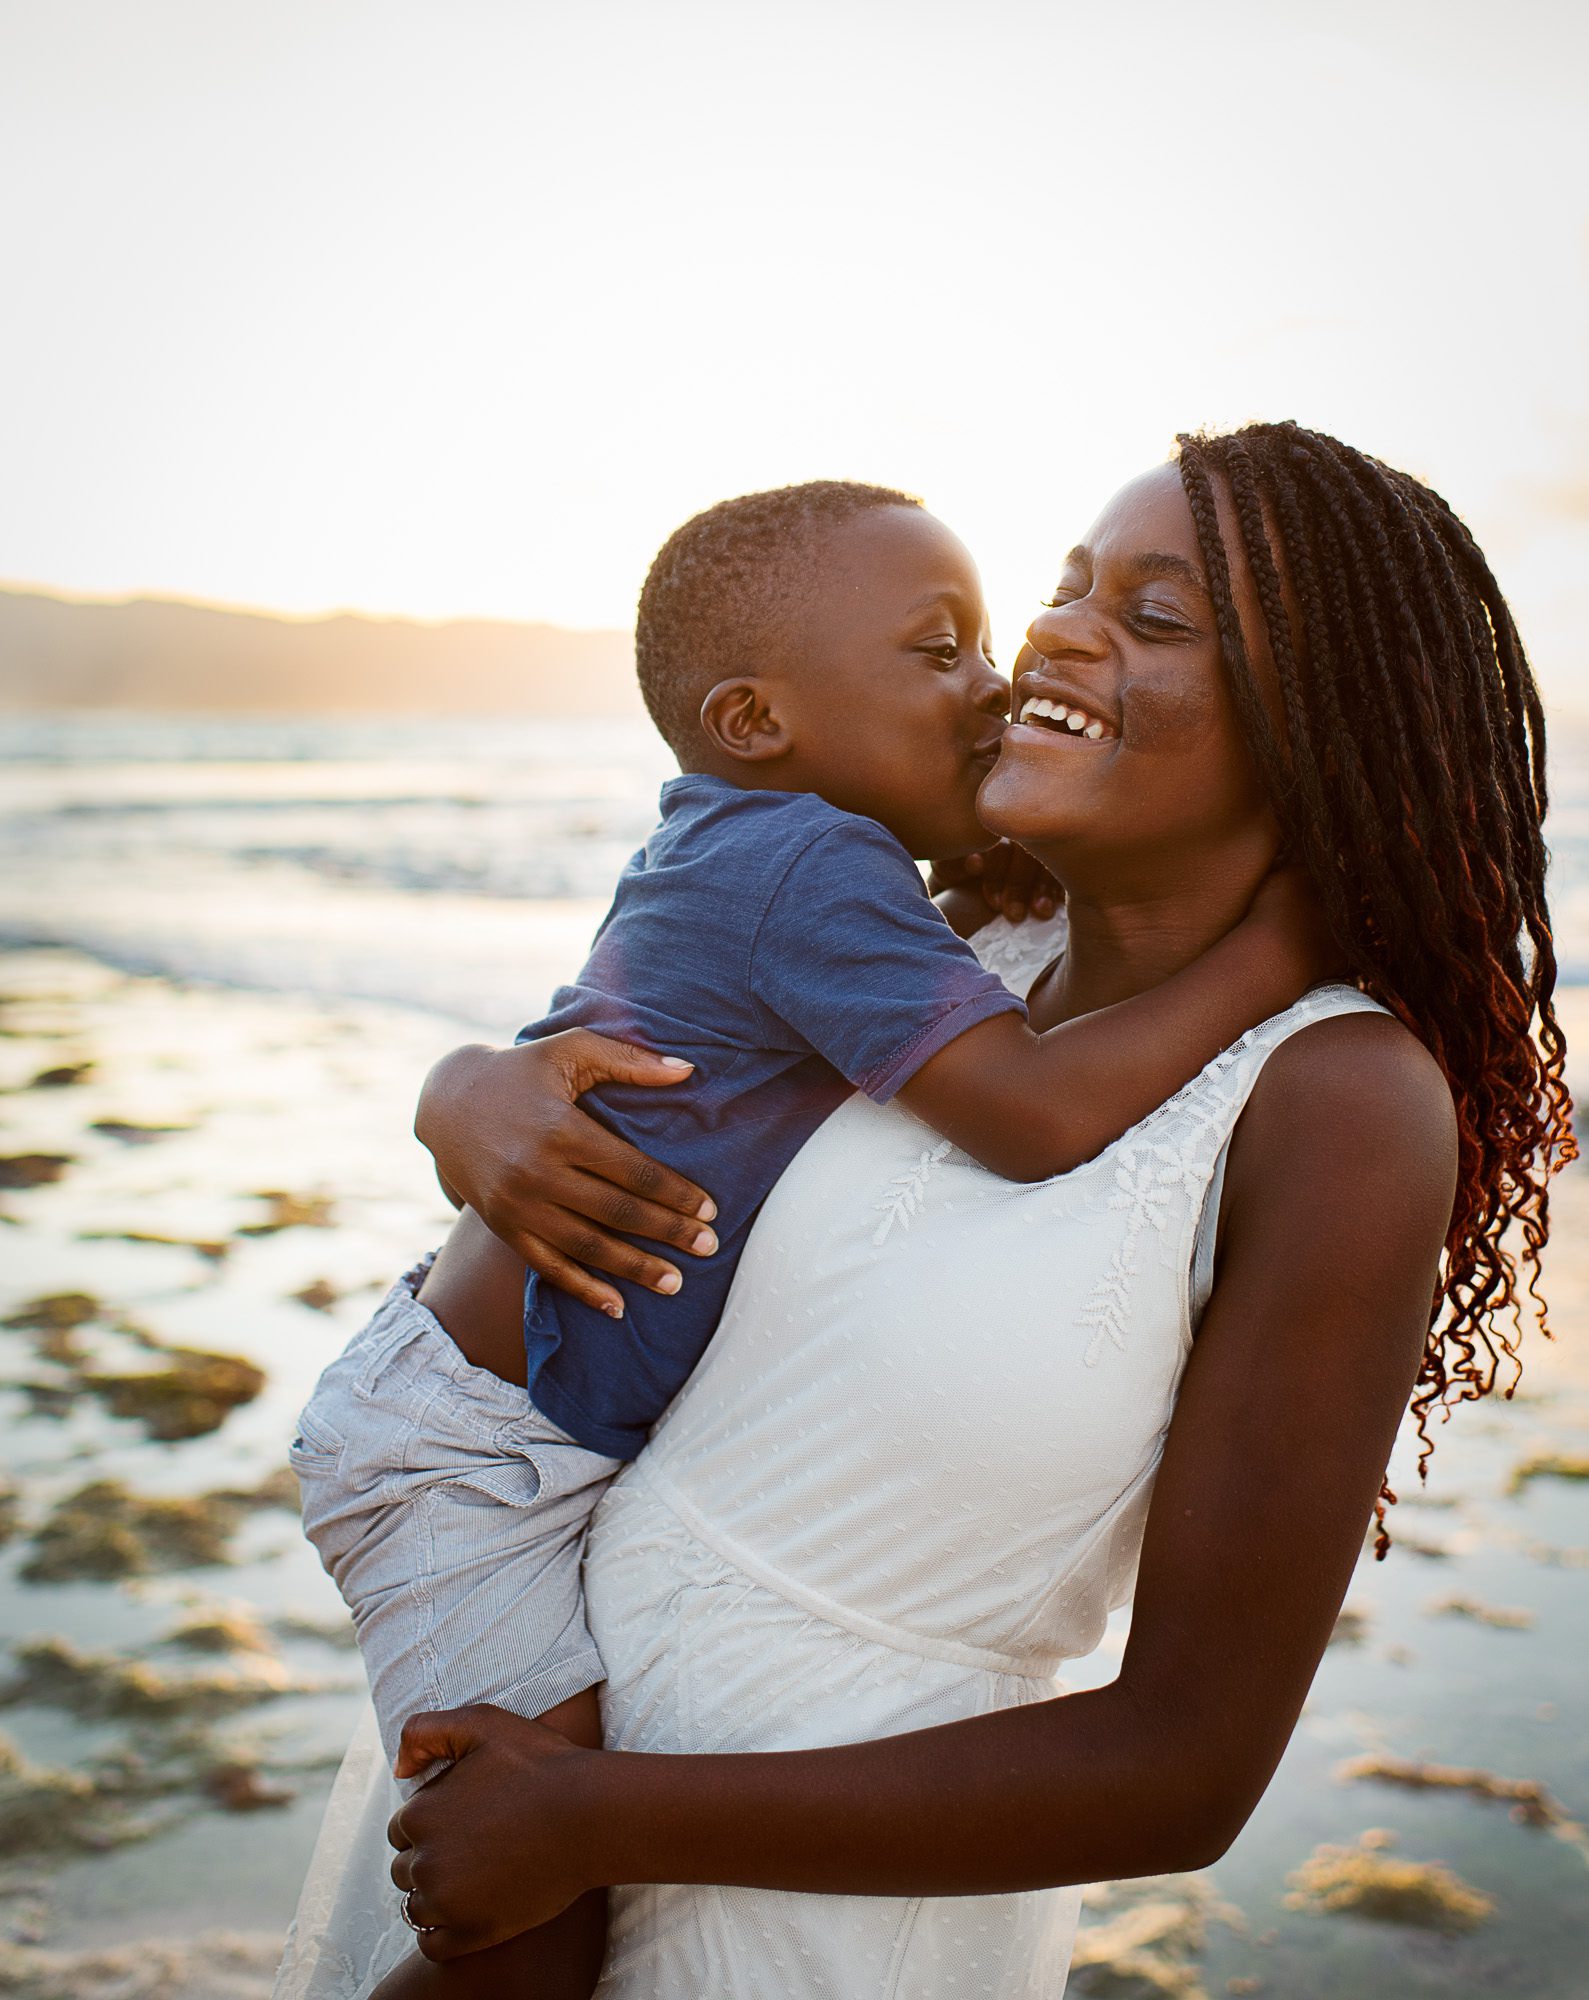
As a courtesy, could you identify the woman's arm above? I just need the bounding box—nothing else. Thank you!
[416,1029,719,1317]
[389,1013,1457,1958]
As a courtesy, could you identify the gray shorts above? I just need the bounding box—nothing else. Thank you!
[290,1256,621,1770]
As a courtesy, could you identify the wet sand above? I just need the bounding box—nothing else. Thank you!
[1,947,1585,1998]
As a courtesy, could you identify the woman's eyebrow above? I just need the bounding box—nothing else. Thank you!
[1059,545,1207,594]
[1127,551,1209,593]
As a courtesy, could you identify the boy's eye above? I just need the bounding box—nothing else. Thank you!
[918,641,960,666]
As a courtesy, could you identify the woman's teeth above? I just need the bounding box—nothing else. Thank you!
[1017,697,1112,741]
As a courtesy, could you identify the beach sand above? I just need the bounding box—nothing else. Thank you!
[1,948,1585,1998]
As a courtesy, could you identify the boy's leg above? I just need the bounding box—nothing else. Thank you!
[369,1688,605,2000]
[291,1271,620,1998]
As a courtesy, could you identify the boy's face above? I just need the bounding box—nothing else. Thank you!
[761,507,1009,857]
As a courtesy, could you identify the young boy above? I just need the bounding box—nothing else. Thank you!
[291,481,1329,1995]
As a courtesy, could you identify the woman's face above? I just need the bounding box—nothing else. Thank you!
[977,462,1274,880]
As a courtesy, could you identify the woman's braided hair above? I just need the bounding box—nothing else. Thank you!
[1174,421,1575,1551]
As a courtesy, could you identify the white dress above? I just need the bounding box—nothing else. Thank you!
[275,917,1383,1998]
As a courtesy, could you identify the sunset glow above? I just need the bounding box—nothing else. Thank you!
[3,0,1586,705]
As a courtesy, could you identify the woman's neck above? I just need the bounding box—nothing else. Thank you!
[1040,837,1277,1025]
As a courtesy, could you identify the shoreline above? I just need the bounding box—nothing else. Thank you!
[1,943,1586,1998]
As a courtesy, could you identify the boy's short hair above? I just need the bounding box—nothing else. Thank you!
[636,479,922,756]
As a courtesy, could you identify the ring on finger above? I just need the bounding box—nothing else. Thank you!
[401,1888,439,1936]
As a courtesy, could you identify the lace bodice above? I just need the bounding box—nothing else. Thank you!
[628,915,1386,1672]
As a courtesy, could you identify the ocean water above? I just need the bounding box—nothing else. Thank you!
[1,709,1586,1021]
[0,712,1586,1996]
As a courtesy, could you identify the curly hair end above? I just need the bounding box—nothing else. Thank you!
[1174,420,1576,1554]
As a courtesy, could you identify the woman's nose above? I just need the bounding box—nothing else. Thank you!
[1025,601,1109,661]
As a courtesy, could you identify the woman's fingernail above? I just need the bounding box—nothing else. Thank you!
[657,1271,682,1294]
[1007,902,1026,923]
[603,1301,624,1319]
[661,1057,693,1070]
[696,1198,717,1222]
[691,1230,717,1255]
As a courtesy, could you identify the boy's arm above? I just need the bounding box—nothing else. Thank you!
[898,872,1340,1181]
[932,882,995,941]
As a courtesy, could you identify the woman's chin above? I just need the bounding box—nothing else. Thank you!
[976,761,1062,844]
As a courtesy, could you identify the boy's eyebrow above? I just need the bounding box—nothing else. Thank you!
[901,586,974,617]
[1061,545,1209,594]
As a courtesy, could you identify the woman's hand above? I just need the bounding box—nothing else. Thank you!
[415,1029,719,1318]
[928,840,1062,924]
[388,1706,599,1958]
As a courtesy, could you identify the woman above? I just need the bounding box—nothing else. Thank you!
[278,423,1570,1997]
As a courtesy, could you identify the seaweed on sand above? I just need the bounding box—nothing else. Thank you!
[239,1189,335,1235]
[1428,1593,1535,1630]
[2,1293,99,1364]
[1284,1833,1493,1930]
[0,1731,160,1859]
[4,1299,266,1440]
[272,1611,356,1649]
[1069,1876,1244,1999]
[1337,1753,1589,1858]
[29,1061,94,1088]
[290,1278,340,1312]
[0,1155,74,1188]
[0,1636,293,1724]
[202,1758,296,1811]
[78,1227,230,1260]
[90,1118,191,1144]
[0,1928,280,1997]
[83,1346,266,1441]
[1507,1451,1589,1496]
[159,1608,275,1657]
[21,1472,294,1583]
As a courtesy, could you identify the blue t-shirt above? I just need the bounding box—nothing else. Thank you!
[518,773,1024,1457]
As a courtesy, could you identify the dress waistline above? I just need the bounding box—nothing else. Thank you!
[629,1459,1067,1683]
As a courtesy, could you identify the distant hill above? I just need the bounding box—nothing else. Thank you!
[0,584,643,714]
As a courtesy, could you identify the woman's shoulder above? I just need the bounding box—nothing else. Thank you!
[1235,1004,1458,1218]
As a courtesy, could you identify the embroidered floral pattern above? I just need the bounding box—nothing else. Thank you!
[970,914,1067,986]
[1074,1039,1268,1366]
[872,1140,952,1245]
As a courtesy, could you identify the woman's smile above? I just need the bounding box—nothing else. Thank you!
[1009,666,1121,745]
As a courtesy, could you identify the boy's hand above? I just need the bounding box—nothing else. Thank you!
[1246,865,1346,990]
[928,840,1063,924]
[415,1031,719,1318]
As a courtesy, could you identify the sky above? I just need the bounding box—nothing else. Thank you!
[3,0,1587,708]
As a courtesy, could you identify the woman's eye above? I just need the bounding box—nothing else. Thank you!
[1041,589,1082,609]
[1130,608,1192,636]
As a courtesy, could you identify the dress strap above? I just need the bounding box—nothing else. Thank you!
[1181,983,1389,1328]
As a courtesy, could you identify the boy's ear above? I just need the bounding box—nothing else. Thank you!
[699,678,792,764]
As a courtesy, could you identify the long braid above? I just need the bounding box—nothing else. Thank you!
[1175,422,1576,1552]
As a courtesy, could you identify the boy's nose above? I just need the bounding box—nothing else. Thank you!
[971,662,1010,716]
